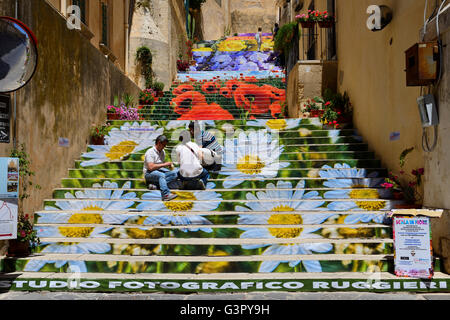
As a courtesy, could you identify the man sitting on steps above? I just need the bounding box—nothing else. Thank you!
[144,135,178,201]
[175,130,209,190]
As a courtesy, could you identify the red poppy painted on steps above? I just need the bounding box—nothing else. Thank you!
[171,91,207,115]
[173,84,195,96]
[233,84,273,115]
[262,84,286,101]
[201,82,220,94]
[177,103,234,120]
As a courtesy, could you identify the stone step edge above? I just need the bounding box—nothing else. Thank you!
[34,223,390,229]
[61,176,387,181]
[75,159,380,165]
[35,209,389,215]
[88,143,368,149]
[1,253,393,262]
[43,198,397,203]
[32,237,394,245]
[2,271,448,280]
[53,187,387,193]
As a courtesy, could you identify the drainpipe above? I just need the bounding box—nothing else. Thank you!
[124,0,130,75]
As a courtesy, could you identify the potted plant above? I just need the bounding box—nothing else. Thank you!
[318,11,335,28]
[320,101,339,128]
[296,10,321,28]
[107,105,120,120]
[7,214,40,257]
[89,123,109,145]
[380,147,425,208]
[304,97,324,117]
[177,59,190,72]
[139,89,155,105]
[152,81,165,97]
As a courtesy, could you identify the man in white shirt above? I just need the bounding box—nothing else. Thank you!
[175,130,209,190]
[144,135,178,201]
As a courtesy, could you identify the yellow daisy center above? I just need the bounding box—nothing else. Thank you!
[268,206,303,239]
[266,119,287,130]
[348,188,385,211]
[127,216,163,239]
[164,191,196,212]
[236,155,265,175]
[105,141,138,161]
[298,128,312,137]
[58,205,103,238]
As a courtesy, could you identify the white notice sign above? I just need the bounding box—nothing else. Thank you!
[0,198,18,240]
[393,216,433,279]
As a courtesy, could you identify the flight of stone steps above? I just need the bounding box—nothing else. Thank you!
[1,34,448,293]
[2,119,401,276]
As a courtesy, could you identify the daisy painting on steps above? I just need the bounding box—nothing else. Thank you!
[320,163,390,223]
[236,181,335,273]
[24,181,136,273]
[136,183,222,233]
[221,130,290,188]
[80,122,164,167]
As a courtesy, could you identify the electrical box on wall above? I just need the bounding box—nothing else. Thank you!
[405,42,439,86]
[417,94,439,127]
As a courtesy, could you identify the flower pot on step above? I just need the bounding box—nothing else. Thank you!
[300,21,316,28]
[90,136,105,145]
[107,113,121,120]
[7,239,30,257]
[318,21,334,28]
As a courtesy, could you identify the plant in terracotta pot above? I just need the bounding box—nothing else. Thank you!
[7,213,40,257]
[139,89,155,105]
[318,11,335,28]
[296,10,321,28]
[304,97,325,117]
[320,101,339,129]
[89,123,109,145]
[152,81,165,97]
[381,147,424,208]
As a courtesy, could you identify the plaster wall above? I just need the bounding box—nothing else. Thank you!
[201,0,231,40]
[421,5,450,273]
[0,0,140,254]
[129,0,187,89]
[336,0,450,271]
[229,0,277,34]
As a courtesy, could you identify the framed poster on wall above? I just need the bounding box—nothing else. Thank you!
[0,157,19,240]
[393,216,433,279]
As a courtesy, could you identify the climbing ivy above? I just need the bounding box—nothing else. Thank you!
[274,22,298,53]
[9,144,41,208]
[136,46,154,89]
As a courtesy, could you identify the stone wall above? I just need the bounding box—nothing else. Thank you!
[230,0,277,34]
[201,0,231,40]
[336,0,449,272]
[422,6,450,273]
[128,0,187,90]
[0,0,140,254]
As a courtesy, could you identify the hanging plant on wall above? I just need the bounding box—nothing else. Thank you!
[136,46,154,89]
[274,22,298,54]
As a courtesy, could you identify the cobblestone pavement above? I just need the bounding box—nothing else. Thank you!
[0,291,450,300]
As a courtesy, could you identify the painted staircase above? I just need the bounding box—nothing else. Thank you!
[1,35,448,293]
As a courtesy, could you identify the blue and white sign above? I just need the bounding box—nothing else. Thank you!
[0,157,19,240]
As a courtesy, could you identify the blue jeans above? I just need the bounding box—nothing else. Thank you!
[145,169,178,197]
[178,168,209,186]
